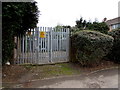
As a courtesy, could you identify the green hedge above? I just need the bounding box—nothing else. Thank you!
[108,29,120,63]
[70,30,114,66]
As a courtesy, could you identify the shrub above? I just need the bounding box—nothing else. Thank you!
[108,29,120,63]
[75,17,109,34]
[70,30,114,66]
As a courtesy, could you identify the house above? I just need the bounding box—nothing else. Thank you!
[106,17,120,31]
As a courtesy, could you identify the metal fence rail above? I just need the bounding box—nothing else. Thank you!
[14,27,70,64]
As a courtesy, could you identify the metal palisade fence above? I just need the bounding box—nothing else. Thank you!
[14,27,70,64]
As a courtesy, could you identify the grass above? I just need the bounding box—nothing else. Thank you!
[24,63,81,79]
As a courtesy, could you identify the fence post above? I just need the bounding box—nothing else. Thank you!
[49,27,53,62]
[35,27,39,64]
[67,28,70,61]
[13,36,17,64]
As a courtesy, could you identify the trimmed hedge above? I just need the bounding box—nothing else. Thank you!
[70,30,114,66]
[108,29,120,63]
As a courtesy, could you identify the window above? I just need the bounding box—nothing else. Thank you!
[112,23,120,29]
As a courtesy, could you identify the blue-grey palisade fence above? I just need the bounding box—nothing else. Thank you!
[14,27,70,64]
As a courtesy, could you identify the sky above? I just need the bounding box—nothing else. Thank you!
[35,0,120,27]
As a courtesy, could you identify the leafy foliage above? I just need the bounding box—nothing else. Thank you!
[76,17,85,29]
[2,2,39,65]
[54,25,71,37]
[107,29,120,63]
[90,22,109,34]
[70,30,113,66]
[75,17,109,34]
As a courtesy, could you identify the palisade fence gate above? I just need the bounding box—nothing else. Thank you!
[14,27,70,64]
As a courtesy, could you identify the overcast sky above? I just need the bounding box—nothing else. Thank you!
[35,0,120,27]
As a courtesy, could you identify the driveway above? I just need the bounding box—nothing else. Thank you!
[16,67,118,88]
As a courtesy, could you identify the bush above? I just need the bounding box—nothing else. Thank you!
[108,29,120,63]
[91,22,109,34]
[70,30,114,66]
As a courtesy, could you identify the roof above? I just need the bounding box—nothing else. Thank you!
[106,17,120,25]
